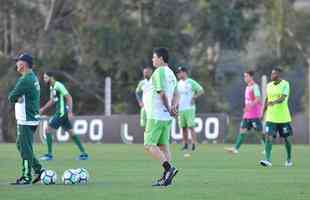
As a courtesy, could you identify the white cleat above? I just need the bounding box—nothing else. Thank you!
[285,160,293,167]
[224,147,239,154]
[260,160,272,167]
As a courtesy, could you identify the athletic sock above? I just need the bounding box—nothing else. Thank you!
[284,138,292,161]
[234,133,246,150]
[72,135,86,153]
[192,144,196,151]
[162,161,171,171]
[46,133,53,155]
[265,139,272,161]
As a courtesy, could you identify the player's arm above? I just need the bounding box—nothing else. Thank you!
[191,80,204,104]
[8,78,27,103]
[171,86,180,116]
[262,98,268,117]
[65,94,73,115]
[40,99,54,114]
[135,81,143,107]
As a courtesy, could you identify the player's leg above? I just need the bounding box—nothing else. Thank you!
[225,119,249,154]
[12,125,34,184]
[279,123,293,167]
[158,120,178,186]
[40,117,59,161]
[144,119,176,186]
[63,114,88,160]
[179,111,188,150]
[260,122,276,167]
[187,109,197,151]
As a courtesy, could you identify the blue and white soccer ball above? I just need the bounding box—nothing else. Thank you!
[40,170,57,185]
[75,168,90,184]
[62,169,80,184]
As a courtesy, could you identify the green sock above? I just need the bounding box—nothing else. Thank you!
[284,138,292,161]
[234,133,246,150]
[265,139,272,161]
[46,133,53,155]
[72,135,86,153]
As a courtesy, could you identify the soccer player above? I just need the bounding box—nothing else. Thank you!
[39,71,89,161]
[135,67,153,128]
[9,53,45,184]
[176,66,204,151]
[260,68,293,167]
[144,47,179,187]
[225,70,264,154]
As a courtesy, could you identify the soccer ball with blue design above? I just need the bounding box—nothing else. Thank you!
[62,169,80,184]
[75,168,90,184]
[40,170,57,185]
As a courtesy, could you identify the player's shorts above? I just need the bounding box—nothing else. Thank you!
[144,119,172,145]
[140,108,147,128]
[265,122,293,138]
[49,113,73,131]
[240,118,262,131]
[179,109,196,128]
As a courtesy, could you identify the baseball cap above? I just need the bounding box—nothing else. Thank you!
[14,53,33,68]
[177,66,188,73]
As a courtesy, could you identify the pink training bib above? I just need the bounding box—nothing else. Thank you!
[243,84,263,119]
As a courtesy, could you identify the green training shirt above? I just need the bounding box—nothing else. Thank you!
[8,70,40,125]
[50,81,70,117]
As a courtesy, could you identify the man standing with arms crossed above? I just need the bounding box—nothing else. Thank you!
[9,53,44,185]
[260,68,293,167]
[177,66,204,152]
[144,47,179,187]
[135,67,153,128]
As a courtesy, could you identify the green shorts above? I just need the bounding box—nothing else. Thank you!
[178,109,196,128]
[144,119,172,145]
[265,122,293,138]
[49,114,73,131]
[140,108,147,128]
[240,118,262,131]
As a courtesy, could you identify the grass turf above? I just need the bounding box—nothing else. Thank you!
[0,143,309,200]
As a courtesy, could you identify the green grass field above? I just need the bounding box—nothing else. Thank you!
[0,143,309,200]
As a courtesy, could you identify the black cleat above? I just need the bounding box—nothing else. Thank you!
[151,171,167,187]
[10,176,31,185]
[32,169,45,184]
[163,167,178,186]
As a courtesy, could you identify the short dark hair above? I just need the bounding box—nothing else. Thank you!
[143,66,153,71]
[153,47,169,63]
[45,71,61,79]
[273,67,283,73]
[245,70,254,77]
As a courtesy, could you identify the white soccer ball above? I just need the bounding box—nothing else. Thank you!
[62,169,80,184]
[75,168,90,184]
[40,170,57,185]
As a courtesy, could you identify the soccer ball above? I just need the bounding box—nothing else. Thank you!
[75,168,90,184]
[40,170,57,185]
[62,169,80,184]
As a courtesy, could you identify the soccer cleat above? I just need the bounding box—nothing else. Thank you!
[77,153,89,161]
[152,171,167,187]
[163,166,178,186]
[224,147,239,154]
[285,160,293,167]
[10,176,32,185]
[39,154,53,161]
[32,168,45,184]
[260,160,272,167]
